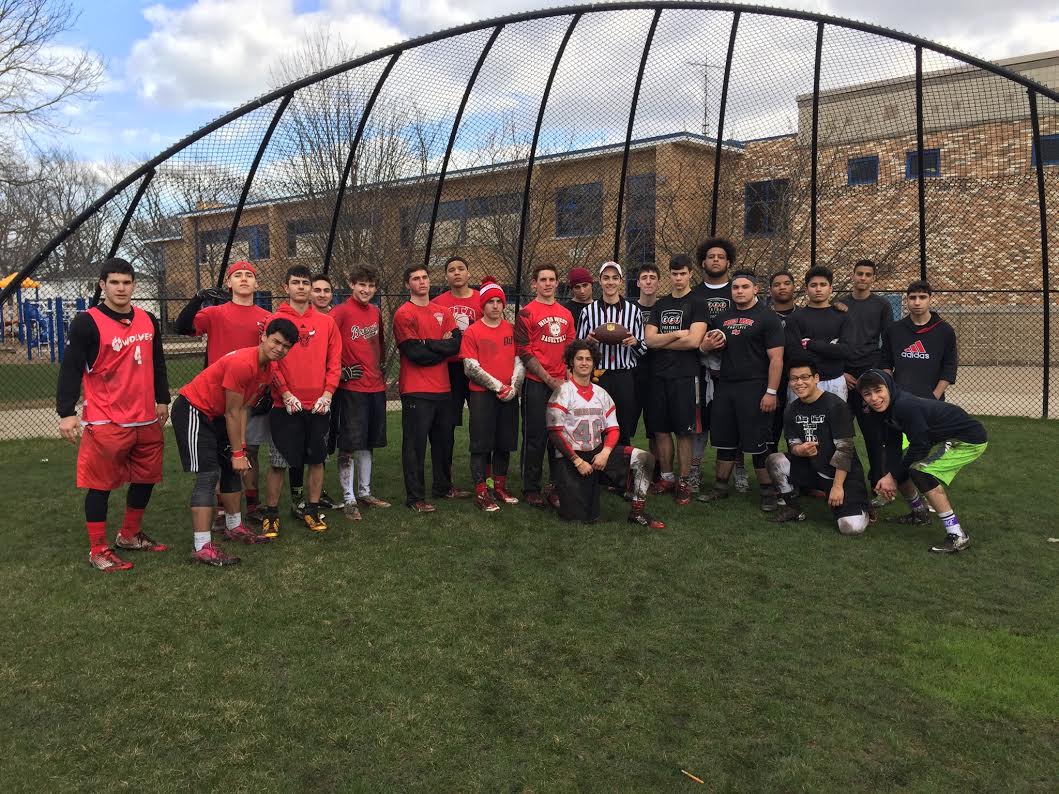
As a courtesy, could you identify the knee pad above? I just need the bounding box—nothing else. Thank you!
[838,512,869,536]
[765,452,789,478]
[750,452,768,471]
[909,468,941,494]
[716,447,739,462]
[191,469,220,507]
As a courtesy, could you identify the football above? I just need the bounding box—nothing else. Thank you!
[591,322,630,345]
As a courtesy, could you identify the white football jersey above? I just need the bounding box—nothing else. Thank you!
[546,380,618,453]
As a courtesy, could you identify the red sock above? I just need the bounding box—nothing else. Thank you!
[86,521,107,553]
[119,507,145,539]
[475,482,489,496]
[494,475,507,490]
[245,488,259,505]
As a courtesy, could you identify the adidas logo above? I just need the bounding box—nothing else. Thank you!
[901,340,930,359]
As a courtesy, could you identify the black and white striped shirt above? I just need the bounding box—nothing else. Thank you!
[575,297,647,370]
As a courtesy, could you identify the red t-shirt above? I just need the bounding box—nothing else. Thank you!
[433,289,480,363]
[193,301,271,365]
[179,346,274,420]
[392,300,457,395]
[329,298,386,394]
[514,299,574,382]
[82,307,157,425]
[459,319,515,392]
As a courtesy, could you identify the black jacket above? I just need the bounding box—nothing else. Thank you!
[881,312,957,399]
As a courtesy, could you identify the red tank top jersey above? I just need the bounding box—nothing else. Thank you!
[179,346,274,420]
[433,289,480,363]
[329,298,385,393]
[193,301,270,365]
[82,306,158,425]
[515,299,574,382]
[268,303,342,408]
[392,300,457,395]
[459,319,515,392]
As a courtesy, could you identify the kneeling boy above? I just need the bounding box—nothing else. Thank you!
[767,360,870,535]
[546,340,664,529]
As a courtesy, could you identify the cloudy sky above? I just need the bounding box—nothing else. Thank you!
[55,0,1059,162]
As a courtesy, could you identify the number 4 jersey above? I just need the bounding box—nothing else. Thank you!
[546,380,619,455]
[81,305,159,425]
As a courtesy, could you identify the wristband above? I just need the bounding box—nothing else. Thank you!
[766,388,777,395]
[231,450,246,459]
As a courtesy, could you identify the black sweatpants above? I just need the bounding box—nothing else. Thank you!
[520,378,556,495]
[597,368,639,446]
[400,394,453,504]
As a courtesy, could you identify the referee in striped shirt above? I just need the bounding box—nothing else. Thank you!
[576,261,647,445]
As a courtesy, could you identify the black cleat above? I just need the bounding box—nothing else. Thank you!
[930,533,971,554]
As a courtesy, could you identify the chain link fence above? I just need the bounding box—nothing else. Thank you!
[0,3,1056,438]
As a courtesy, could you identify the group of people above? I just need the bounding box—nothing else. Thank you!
[57,239,987,572]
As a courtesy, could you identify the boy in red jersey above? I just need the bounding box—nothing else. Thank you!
[259,265,342,535]
[431,255,478,496]
[176,260,271,517]
[329,264,392,520]
[56,258,171,573]
[547,340,664,529]
[172,318,299,566]
[515,263,574,507]
[393,265,461,512]
[460,277,524,512]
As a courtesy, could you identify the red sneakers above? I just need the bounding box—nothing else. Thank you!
[192,542,240,567]
[649,478,675,495]
[88,548,133,573]
[114,531,168,552]
[492,476,519,505]
[224,523,271,544]
[475,486,500,512]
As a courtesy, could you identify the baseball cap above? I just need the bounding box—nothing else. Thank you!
[599,261,623,278]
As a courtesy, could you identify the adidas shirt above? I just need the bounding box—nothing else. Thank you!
[880,312,957,399]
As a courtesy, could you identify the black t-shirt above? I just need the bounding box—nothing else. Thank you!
[714,300,784,382]
[784,306,851,380]
[693,281,733,325]
[783,391,864,481]
[836,292,893,373]
[646,292,707,379]
[562,300,591,334]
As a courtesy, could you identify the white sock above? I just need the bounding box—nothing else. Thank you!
[194,531,211,551]
[338,454,355,502]
[661,471,675,482]
[355,450,372,497]
[225,512,242,530]
[938,510,965,538]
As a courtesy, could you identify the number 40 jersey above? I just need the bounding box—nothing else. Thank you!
[546,380,619,454]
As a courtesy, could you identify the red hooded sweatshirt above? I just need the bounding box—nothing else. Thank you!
[269,302,341,408]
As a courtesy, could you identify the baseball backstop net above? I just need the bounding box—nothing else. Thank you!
[0,3,1056,438]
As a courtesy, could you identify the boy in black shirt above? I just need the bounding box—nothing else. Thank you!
[785,266,850,400]
[856,369,987,553]
[767,360,870,534]
[697,270,784,510]
[768,270,796,447]
[645,254,708,505]
[880,280,957,400]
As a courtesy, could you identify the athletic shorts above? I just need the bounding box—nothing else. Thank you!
[554,444,632,522]
[912,440,987,486]
[245,413,270,446]
[171,396,242,492]
[76,420,163,491]
[335,390,388,451]
[269,408,331,468]
[646,376,700,436]
[448,362,469,427]
[468,390,519,454]
[785,454,870,520]
[710,380,770,456]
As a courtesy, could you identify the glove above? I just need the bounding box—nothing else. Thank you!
[312,394,332,414]
[283,392,303,414]
[340,364,363,382]
[497,384,514,402]
[198,287,230,307]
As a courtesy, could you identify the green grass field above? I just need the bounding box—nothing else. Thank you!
[0,358,203,406]
[1,415,1057,791]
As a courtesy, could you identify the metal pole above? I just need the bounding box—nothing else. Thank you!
[323,52,401,275]
[809,22,823,268]
[515,13,582,311]
[218,93,293,287]
[613,9,662,262]
[709,10,740,237]
[1028,89,1051,418]
[915,45,927,281]
[421,25,505,269]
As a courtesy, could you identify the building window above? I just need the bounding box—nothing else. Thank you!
[197,224,269,264]
[847,156,879,186]
[905,148,941,179]
[744,179,789,237]
[399,204,430,249]
[555,182,602,238]
[1032,133,1059,167]
[625,173,656,268]
[287,219,322,258]
[466,192,521,246]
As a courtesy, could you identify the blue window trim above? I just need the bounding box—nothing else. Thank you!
[1031,133,1059,167]
[847,155,879,185]
[905,148,941,179]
